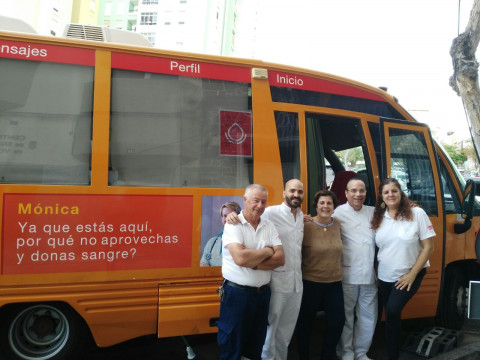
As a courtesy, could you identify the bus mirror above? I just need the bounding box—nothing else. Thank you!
[454,179,476,234]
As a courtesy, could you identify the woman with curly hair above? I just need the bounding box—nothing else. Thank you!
[296,190,345,360]
[371,178,435,360]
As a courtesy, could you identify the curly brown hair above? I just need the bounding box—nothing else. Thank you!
[312,189,338,211]
[371,178,416,230]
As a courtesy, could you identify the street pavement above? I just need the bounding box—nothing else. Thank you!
[87,316,480,359]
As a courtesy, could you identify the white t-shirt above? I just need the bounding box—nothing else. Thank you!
[222,211,282,287]
[263,203,304,293]
[333,203,375,285]
[375,206,436,282]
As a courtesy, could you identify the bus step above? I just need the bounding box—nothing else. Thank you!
[403,326,464,358]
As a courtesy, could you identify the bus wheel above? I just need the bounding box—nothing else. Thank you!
[0,303,87,360]
[440,267,466,329]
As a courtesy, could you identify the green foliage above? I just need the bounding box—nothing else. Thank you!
[335,146,364,168]
[443,144,468,165]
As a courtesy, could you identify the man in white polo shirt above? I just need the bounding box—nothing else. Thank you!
[334,177,377,360]
[218,184,285,360]
[227,179,305,360]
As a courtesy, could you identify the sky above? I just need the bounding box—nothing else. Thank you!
[247,0,475,143]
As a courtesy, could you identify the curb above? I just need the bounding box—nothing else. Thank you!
[432,341,480,359]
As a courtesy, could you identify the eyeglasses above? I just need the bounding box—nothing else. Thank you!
[346,189,366,194]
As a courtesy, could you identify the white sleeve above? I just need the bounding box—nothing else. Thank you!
[222,223,243,247]
[415,208,436,240]
[269,222,282,247]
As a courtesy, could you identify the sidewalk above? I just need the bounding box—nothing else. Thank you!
[87,316,480,359]
[409,319,480,360]
[287,316,480,359]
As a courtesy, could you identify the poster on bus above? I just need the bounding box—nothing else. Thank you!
[1,193,193,275]
[199,195,243,267]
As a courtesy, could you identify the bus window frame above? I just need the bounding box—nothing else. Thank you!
[380,117,443,216]
[267,100,380,211]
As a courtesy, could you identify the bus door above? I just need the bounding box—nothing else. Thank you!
[304,112,376,215]
[379,118,444,318]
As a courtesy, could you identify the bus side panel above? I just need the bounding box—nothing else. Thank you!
[464,220,480,260]
[402,269,441,319]
[444,214,468,265]
[157,281,221,338]
[0,281,159,347]
[0,278,224,347]
[401,216,442,320]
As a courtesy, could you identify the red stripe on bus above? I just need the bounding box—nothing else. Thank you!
[0,40,94,66]
[112,53,251,83]
[270,71,385,102]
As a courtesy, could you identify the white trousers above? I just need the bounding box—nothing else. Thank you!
[338,283,378,360]
[261,290,302,360]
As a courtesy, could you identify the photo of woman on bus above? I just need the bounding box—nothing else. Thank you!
[371,178,435,360]
[295,190,345,360]
[200,201,241,267]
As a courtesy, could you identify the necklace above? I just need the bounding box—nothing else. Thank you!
[387,208,398,219]
[313,218,334,231]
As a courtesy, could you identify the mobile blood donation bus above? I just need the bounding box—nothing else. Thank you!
[0,19,479,360]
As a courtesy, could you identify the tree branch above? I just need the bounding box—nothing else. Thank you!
[451,0,480,149]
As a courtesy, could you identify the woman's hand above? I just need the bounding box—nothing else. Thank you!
[396,237,434,291]
[395,271,417,291]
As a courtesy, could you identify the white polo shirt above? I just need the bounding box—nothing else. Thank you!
[263,203,304,293]
[222,211,282,287]
[375,206,436,282]
[333,203,375,285]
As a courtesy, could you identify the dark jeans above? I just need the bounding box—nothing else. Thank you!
[217,282,271,360]
[378,268,426,360]
[295,280,345,360]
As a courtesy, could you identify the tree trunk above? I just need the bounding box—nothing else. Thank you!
[450,0,480,153]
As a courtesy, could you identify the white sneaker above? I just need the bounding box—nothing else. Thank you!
[355,355,373,360]
[339,351,354,360]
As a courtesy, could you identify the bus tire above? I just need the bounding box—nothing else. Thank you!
[439,266,466,329]
[0,303,88,360]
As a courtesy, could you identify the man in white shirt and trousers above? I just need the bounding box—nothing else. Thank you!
[261,179,304,360]
[334,177,377,360]
[227,179,305,360]
[219,184,285,360]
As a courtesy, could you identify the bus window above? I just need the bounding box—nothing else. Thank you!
[306,113,374,213]
[387,127,438,215]
[334,146,366,176]
[0,58,93,185]
[274,111,300,184]
[438,158,462,214]
[109,70,252,187]
[328,145,370,205]
[270,86,405,119]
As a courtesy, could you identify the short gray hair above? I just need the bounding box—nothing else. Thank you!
[244,184,268,198]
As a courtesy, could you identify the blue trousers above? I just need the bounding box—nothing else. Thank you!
[295,280,345,360]
[378,268,426,360]
[217,283,271,360]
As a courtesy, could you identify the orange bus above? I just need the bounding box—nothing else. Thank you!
[0,21,479,360]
